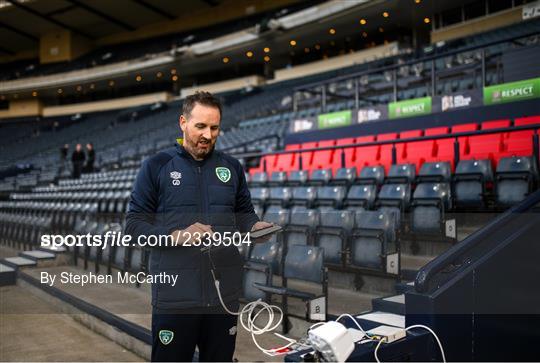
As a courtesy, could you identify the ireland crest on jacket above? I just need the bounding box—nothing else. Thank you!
[215,167,231,183]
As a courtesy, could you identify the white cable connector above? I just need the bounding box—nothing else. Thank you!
[214,279,297,356]
[374,324,446,363]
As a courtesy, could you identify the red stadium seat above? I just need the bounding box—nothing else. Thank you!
[425,127,450,136]
[378,133,398,173]
[311,139,336,170]
[452,123,479,161]
[275,144,301,172]
[333,137,356,171]
[354,135,379,170]
[465,120,510,166]
[299,141,318,170]
[501,116,540,158]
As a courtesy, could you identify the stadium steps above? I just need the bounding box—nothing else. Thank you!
[1,256,36,269]
[0,263,16,286]
[371,294,405,315]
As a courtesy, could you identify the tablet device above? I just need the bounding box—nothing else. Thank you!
[248,224,283,239]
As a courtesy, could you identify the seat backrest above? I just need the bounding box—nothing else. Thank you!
[288,170,309,185]
[289,206,320,227]
[378,183,411,208]
[250,187,269,203]
[418,161,451,182]
[358,165,385,185]
[319,209,354,230]
[413,182,451,208]
[263,205,291,226]
[251,172,268,185]
[455,159,493,182]
[496,156,538,177]
[269,171,287,185]
[268,187,292,205]
[310,169,332,185]
[354,210,395,241]
[346,185,377,209]
[317,186,347,207]
[284,245,324,283]
[332,167,357,185]
[387,163,415,183]
[291,186,317,206]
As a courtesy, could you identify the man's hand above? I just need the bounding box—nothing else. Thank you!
[170,222,213,246]
[250,221,274,243]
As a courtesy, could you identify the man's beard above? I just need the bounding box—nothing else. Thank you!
[184,133,214,159]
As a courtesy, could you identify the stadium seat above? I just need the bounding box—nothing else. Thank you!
[285,206,320,248]
[291,186,317,208]
[344,185,377,210]
[253,245,327,321]
[464,120,510,166]
[353,135,379,170]
[417,161,452,183]
[495,156,539,207]
[287,170,308,186]
[268,171,287,186]
[333,137,356,171]
[314,209,354,266]
[311,140,336,170]
[386,163,416,184]
[501,116,540,158]
[376,183,411,227]
[378,133,399,173]
[411,182,452,233]
[299,142,318,170]
[350,210,397,271]
[250,207,285,275]
[250,187,269,209]
[331,167,357,186]
[268,187,292,207]
[316,186,347,209]
[276,144,301,172]
[243,260,272,302]
[357,165,385,185]
[453,159,493,208]
[309,169,332,186]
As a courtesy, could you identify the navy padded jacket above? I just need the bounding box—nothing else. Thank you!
[125,143,259,311]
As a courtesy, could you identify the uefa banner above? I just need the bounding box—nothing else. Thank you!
[388,97,432,119]
[432,90,482,113]
[483,77,540,105]
[317,110,352,129]
[357,105,388,123]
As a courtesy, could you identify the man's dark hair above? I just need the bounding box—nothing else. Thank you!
[182,91,222,119]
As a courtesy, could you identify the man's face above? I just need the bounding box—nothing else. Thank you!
[179,103,220,160]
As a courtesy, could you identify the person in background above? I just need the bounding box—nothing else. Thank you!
[71,143,85,179]
[60,144,69,171]
[85,143,95,173]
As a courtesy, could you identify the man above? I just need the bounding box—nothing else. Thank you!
[125,91,271,362]
[85,143,95,173]
[71,143,85,179]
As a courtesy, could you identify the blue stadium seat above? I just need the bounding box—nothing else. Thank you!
[376,183,411,227]
[411,183,451,233]
[495,156,539,207]
[316,185,347,209]
[350,210,397,271]
[330,167,357,186]
[453,159,493,208]
[314,209,354,266]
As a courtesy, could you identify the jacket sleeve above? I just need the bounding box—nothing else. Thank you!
[234,162,260,233]
[125,158,171,240]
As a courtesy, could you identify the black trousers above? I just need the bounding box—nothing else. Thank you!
[151,305,239,362]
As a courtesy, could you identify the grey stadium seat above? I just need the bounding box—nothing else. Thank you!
[344,184,377,210]
[350,210,397,271]
[496,156,539,207]
[453,159,493,208]
[315,209,354,266]
[411,182,451,233]
[358,165,385,185]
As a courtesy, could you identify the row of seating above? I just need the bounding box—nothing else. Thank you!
[250,157,539,226]
[251,116,540,175]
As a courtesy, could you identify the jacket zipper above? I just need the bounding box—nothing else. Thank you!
[195,165,211,307]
